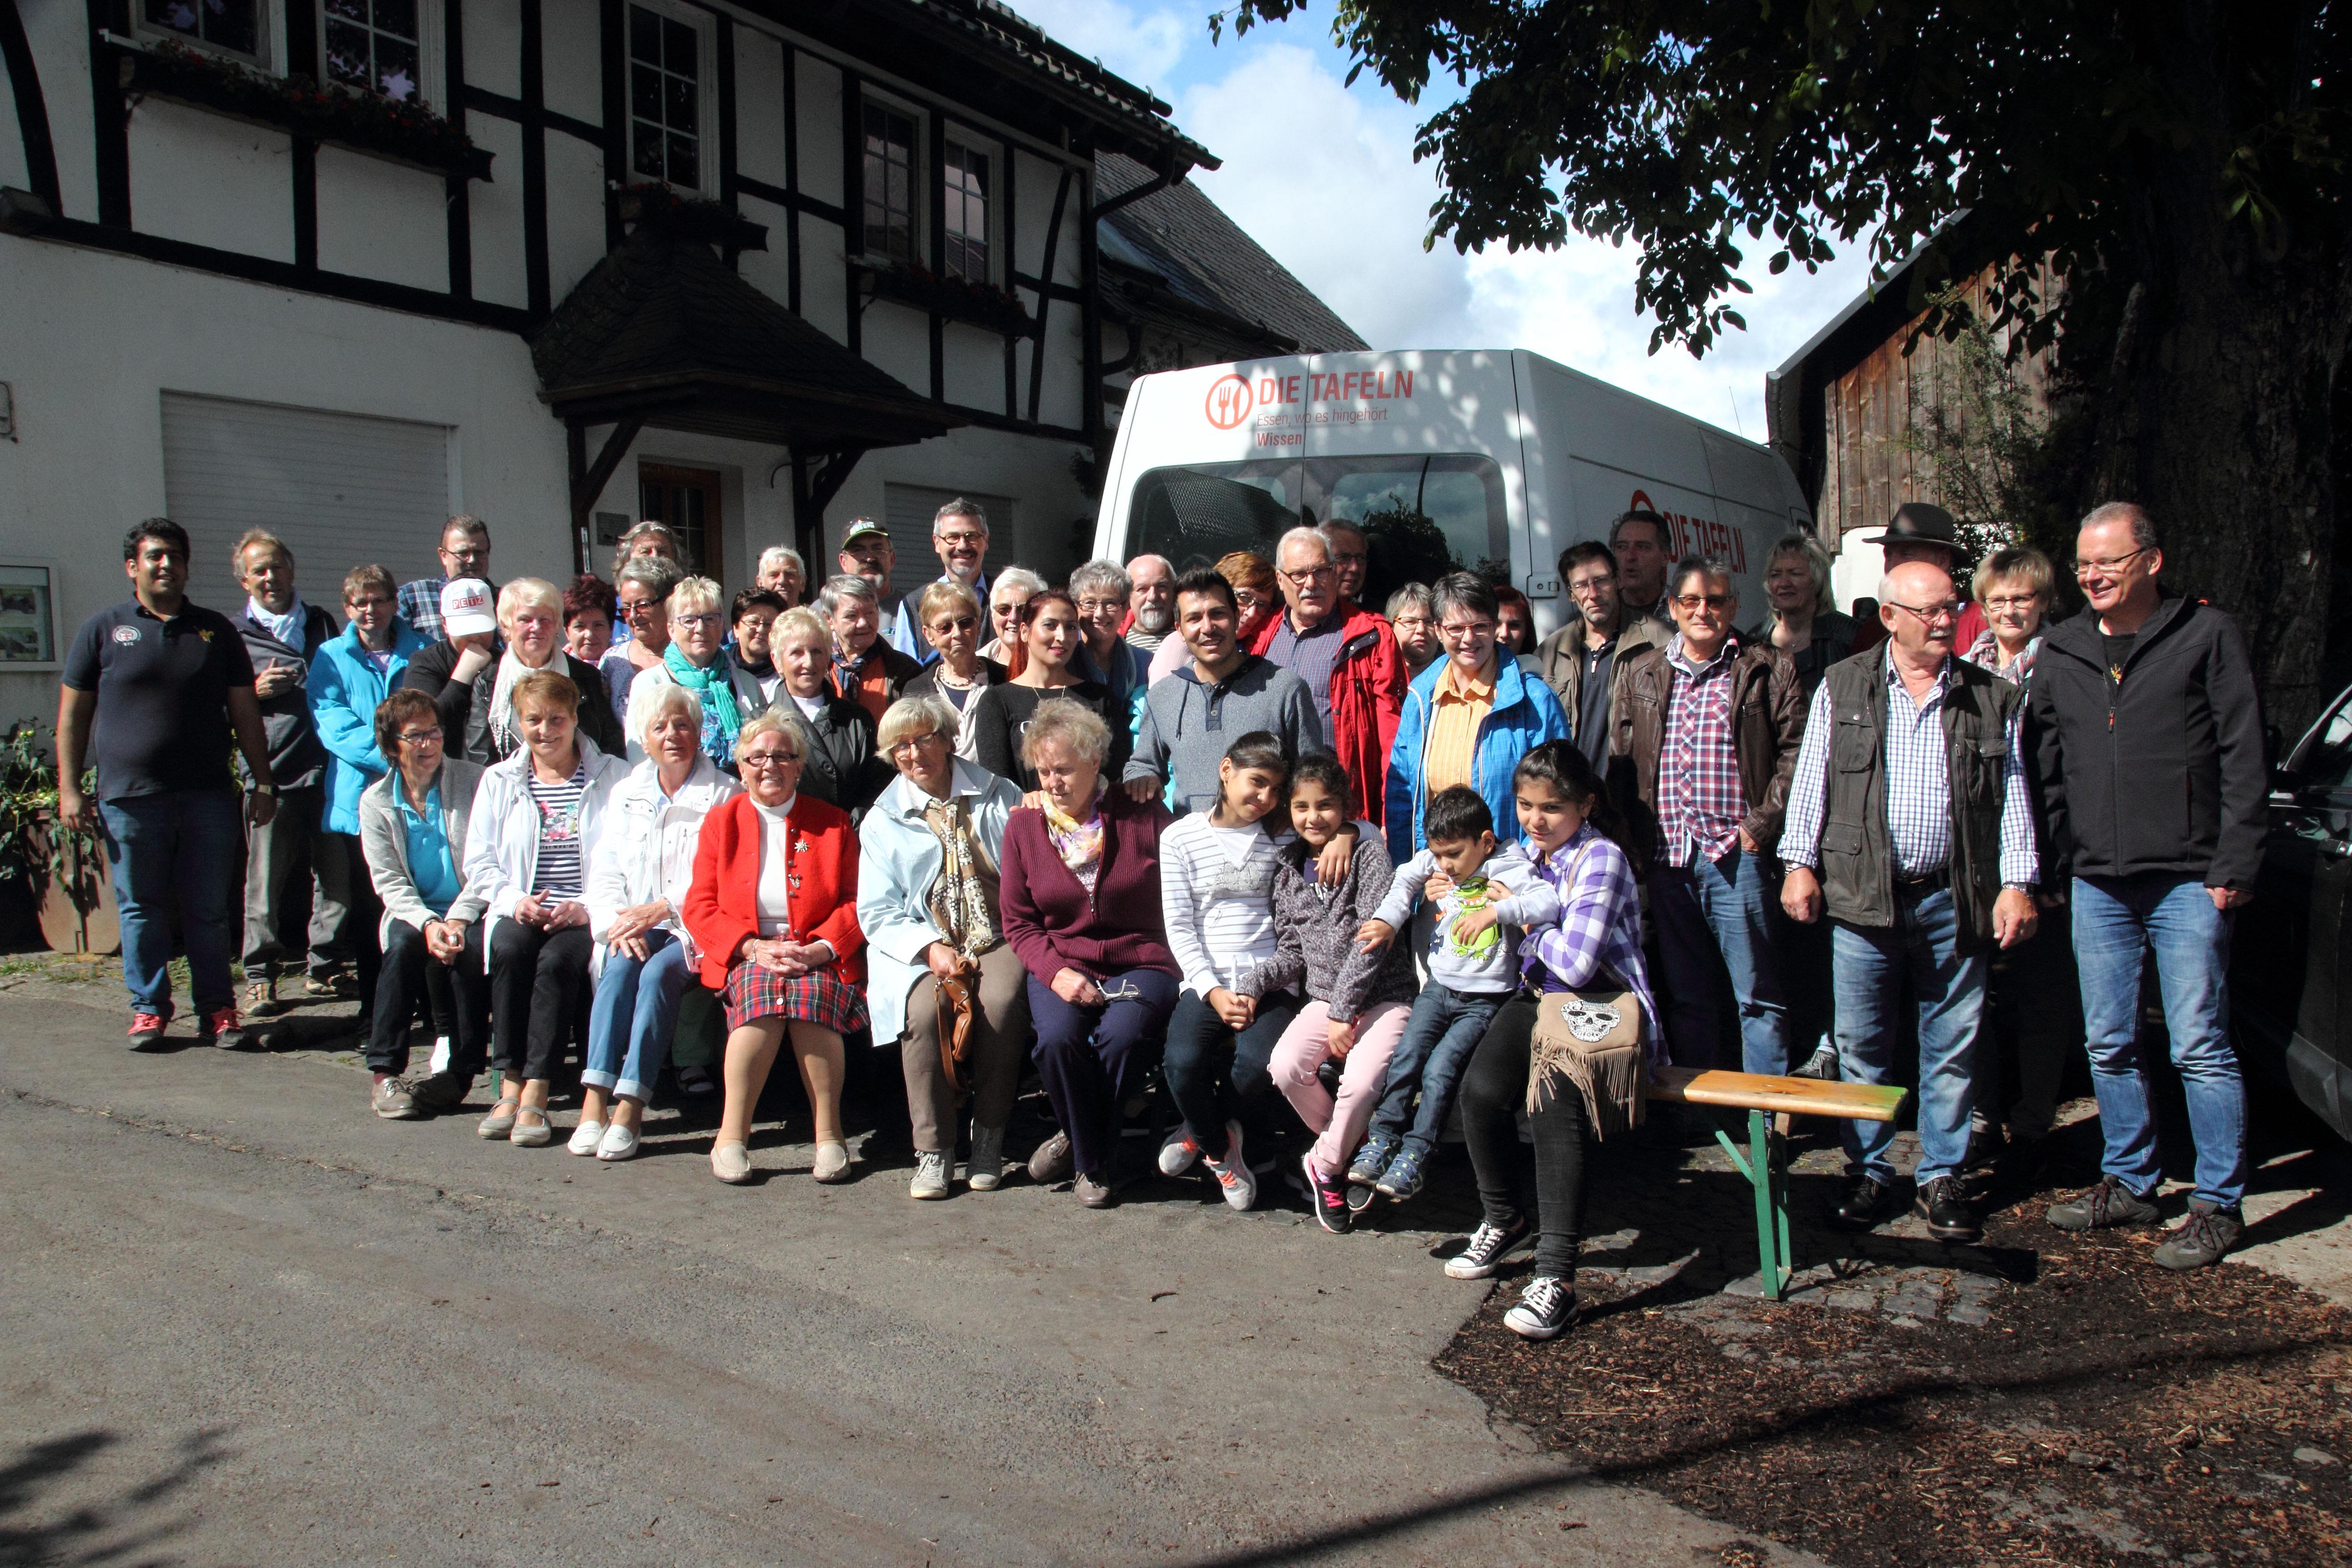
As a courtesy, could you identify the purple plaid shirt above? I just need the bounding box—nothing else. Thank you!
[1657,635,1747,867]
[1520,823,1664,1063]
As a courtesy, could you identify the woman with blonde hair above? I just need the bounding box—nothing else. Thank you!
[904,579,1007,756]
[685,710,867,1185]
[1747,532,1855,696]
[456,578,625,763]
[623,575,767,769]
[1967,546,2057,682]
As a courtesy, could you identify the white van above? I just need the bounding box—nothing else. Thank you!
[1092,349,1813,641]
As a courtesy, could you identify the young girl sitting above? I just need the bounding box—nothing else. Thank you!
[1156,732,1302,1211]
[1238,752,1419,1234]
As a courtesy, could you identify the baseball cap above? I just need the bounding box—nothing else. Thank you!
[440,578,496,638]
[840,518,891,548]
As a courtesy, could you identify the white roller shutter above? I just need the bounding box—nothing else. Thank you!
[160,392,454,615]
[880,483,1014,600]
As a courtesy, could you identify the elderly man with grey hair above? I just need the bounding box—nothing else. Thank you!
[1123,553,1178,656]
[823,571,925,726]
[1256,525,1406,824]
[755,544,807,607]
[1070,558,1149,715]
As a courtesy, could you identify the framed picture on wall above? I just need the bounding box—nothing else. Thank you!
[0,564,57,667]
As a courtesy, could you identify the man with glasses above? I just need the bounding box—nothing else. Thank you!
[397,515,494,643]
[2030,503,2264,1270]
[1529,539,1671,769]
[1126,568,1323,814]
[1387,572,1571,858]
[1259,526,1406,824]
[1779,559,2040,1244]
[1320,521,1372,604]
[1609,558,1806,1074]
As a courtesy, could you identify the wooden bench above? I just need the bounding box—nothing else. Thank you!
[1647,1066,1911,1301]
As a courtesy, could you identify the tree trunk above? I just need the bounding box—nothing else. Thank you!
[2091,2,2352,737]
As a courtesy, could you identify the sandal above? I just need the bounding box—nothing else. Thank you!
[477,1097,521,1139]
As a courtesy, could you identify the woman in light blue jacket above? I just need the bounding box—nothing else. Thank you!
[1383,573,1573,861]
[310,565,435,836]
[856,696,1026,1200]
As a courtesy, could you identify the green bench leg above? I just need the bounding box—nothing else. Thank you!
[1712,1108,1794,1301]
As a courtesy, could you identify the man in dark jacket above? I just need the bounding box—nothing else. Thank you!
[2030,503,2265,1270]
[1610,558,1808,1073]
[230,529,347,1015]
[1527,539,1671,768]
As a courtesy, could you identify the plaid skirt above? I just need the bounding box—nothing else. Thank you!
[723,960,868,1036]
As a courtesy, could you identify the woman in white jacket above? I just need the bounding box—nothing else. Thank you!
[573,684,740,1160]
[461,668,626,1145]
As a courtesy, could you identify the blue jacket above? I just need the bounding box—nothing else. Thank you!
[310,620,431,834]
[1384,651,1573,861]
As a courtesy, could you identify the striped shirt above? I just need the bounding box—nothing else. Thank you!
[1656,635,1746,867]
[1780,653,2038,886]
[1519,824,1662,1058]
[1421,657,1495,797]
[1266,612,1344,727]
[527,762,590,900]
[1158,813,1294,995]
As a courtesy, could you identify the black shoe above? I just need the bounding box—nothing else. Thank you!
[1831,1172,1901,1230]
[1915,1175,1982,1243]
[1998,1133,2052,1190]
[1303,1155,1352,1235]
[408,1069,475,1111]
[2046,1175,2161,1233]
[1503,1275,1579,1341]
[2151,1202,2241,1270]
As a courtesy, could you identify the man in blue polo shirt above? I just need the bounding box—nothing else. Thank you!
[58,519,280,1050]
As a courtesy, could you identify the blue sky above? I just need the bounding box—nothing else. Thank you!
[1014,0,1883,440]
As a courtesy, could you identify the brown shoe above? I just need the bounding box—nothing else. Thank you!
[371,1074,419,1120]
[1074,1171,1116,1209]
[241,978,279,1019]
[1027,1130,1073,1185]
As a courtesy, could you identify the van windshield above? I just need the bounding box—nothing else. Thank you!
[1126,455,1509,610]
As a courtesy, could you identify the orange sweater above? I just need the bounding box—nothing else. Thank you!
[684,792,866,990]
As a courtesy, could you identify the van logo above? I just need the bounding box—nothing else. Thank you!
[1205,375,1254,430]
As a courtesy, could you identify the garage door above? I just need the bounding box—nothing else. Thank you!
[160,392,455,615]
[880,484,1014,601]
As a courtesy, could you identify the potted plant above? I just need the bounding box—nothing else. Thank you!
[0,722,115,956]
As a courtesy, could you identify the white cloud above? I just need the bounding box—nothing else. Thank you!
[1010,0,1194,96]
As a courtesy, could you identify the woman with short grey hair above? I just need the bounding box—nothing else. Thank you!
[1386,583,1440,676]
[623,575,765,770]
[856,695,1029,1198]
[604,554,685,723]
[980,567,1048,662]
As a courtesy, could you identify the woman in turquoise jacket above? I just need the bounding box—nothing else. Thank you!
[310,567,433,836]
[1383,573,1573,860]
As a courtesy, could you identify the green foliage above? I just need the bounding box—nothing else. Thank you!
[0,723,99,889]
[1355,497,1460,609]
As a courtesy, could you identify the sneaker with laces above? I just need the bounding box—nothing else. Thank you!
[1915,1174,1982,1243]
[967,1124,1007,1191]
[1445,1217,1531,1279]
[126,1004,173,1049]
[1158,1126,1202,1177]
[1375,1144,1427,1201]
[910,1150,951,1200]
[1303,1155,1352,1235]
[2046,1175,2161,1233]
[1201,1122,1255,1211]
[201,1006,247,1050]
[370,1074,418,1119]
[1504,1275,1579,1340]
[2151,1202,2241,1270]
[1347,1130,1398,1189]
[1788,1044,1838,1081]
[241,977,278,1019]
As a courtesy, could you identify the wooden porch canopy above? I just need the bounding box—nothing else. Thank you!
[531,225,963,570]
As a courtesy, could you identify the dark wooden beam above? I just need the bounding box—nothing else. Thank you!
[291,136,317,269]
[570,415,646,564]
[83,0,127,227]
[779,39,800,313]
[520,0,549,314]
[1027,163,1072,425]
[0,0,64,213]
[444,0,472,299]
[840,69,862,356]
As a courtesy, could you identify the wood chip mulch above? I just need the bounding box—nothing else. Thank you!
[1434,1209,2352,1565]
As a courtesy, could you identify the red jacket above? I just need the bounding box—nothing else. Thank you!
[684,792,865,990]
[1251,600,1405,826]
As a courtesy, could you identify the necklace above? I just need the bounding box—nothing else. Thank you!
[936,663,978,691]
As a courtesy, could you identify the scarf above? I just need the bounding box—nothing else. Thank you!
[488,647,549,755]
[247,595,306,649]
[664,643,743,767]
[921,794,1000,958]
[1044,780,1107,888]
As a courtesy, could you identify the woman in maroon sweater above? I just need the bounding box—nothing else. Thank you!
[998,699,1179,1207]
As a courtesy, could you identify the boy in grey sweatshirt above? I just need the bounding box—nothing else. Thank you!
[1351,785,1559,1200]
[1126,652,1323,815]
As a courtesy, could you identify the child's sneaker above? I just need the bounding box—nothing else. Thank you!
[1347,1130,1397,1190]
[1503,1276,1578,1340]
[1201,1122,1255,1211]
[1375,1144,1426,1201]
[1303,1154,1352,1235]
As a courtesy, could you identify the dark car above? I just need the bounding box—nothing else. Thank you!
[2233,686,2352,1140]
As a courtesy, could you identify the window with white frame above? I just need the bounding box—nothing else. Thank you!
[141,0,267,62]
[321,0,426,103]
[627,3,708,191]
[862,102,917,262]
[942,142,990,282]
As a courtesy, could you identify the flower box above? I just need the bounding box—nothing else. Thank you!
[616,185,767,251]
[858,259,1034,336]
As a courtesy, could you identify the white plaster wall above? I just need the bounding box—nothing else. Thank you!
[315,147,448,290]
[862,299,930,397]
[544,129,609,304]
[542,0,605,128]
[798,200,849,343]
[126,99,295,262]
[735,191,792,307]
[734,28,788,186]
[24,0,96,220]
[794,52,842,207]
[0,234,575,732]
[467,116,531,309]
[942,319,1009,415]
[464,0,524,101]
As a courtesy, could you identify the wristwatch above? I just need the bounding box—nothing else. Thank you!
[253,782,277,796]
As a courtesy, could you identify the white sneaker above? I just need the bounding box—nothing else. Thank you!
[568,1119,606,1156]
[1158,1125,1201,1176]
[967,1125,1006,1191]
[596,1122,640,1162]
[1201,1122,1255,1211]
[910,1150,951,1200]
[812,1140,853,1184]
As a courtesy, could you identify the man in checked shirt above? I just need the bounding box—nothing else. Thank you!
[1780,558,2041,1246]
[1609,557,1807,1078]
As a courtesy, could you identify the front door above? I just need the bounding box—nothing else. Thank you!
[638,463,721,575]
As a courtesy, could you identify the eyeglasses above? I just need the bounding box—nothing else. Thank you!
[1076,599,1126,615]
[1281,564,1336,587]
[1095,977,1147,1003]
[1392,615,1434,632]
[441,545,487,564]
[1887,600,1962,624]
[347,595,394,612]
[671,612,722,629]
[739,750,798,769]
[1232,590,1268,609]
[620,598,662,617]
[936,531,987,549]
[2073,547,2151,578]
[1672,593,1735,611]
[1437,620,1495,641]
[929,614,979,633]
[397,727,443,744]
[1568,576,1617,596]
[1982,594,2043,611]
[890,731,950,756]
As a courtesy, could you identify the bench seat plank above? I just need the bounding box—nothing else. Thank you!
[1647,1065,1907,1123]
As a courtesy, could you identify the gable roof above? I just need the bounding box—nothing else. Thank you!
[1097,152,1367,356]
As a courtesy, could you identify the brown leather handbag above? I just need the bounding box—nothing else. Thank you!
[936,961,979,1098]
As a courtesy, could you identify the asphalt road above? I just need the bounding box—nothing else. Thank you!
[0,990,1820,1568]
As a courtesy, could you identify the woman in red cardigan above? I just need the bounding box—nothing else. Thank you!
[684,710,866,1186]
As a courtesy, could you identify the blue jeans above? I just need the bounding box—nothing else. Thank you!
[2073,872,2247,1209]
[1832,885,1986,1185]
[100,789,243,1015]
[1652,845,1788,1073]
[1369,980,1507,1156]
[583,931,695,1103]
[1163,987,1303,1164]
